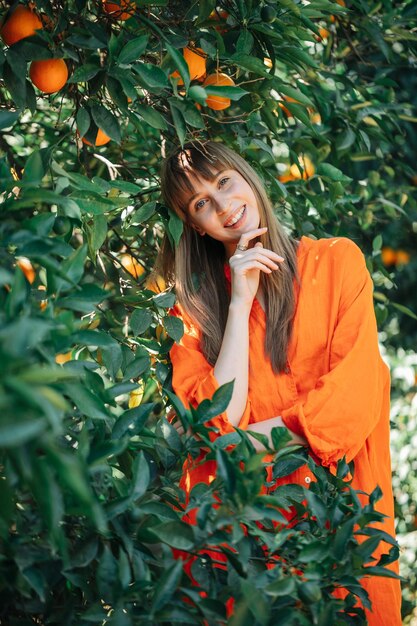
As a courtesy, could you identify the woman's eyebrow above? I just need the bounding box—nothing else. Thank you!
[187,169,229,206]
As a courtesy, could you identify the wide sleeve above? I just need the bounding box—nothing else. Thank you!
[281,239,390,467]
[169,305,251,435]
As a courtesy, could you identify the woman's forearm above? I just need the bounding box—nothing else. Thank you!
[246,416,308,452]
[213,301,251,427]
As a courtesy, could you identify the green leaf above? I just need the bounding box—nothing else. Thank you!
[91,214,108,252]
[151,561,184,612]
[361,566,403,580]
[231,53,271,76]
[22,151,45,184]
[166,42,190,91]
[316,163,353,183]
[134,104,168,130]
[76,107,91,138]
[151,521,195,550]
[131,451,150,499]
[168,210,184,246]
[390,302,417,321]
[273,453,306,478]
[97,545,118,601]
[133,63,169,91]
[188,85,208,104]
[118,35,148,65]
[271,427,292,450]
[153,291,176,308]
[131,201,156,223]
[67,63,102,83]
[203,85,248,101]
[265,576,296,596]
[0,109,20,130]
[274,82,315,108]
[197,0,216,22]
[63,383,110,420]
[163,316,184,342]
[130,308,153,335]
[112,403,154,439]
[216,449,236,494]
[236,30,254,54]
[0,419,47,448]
[91,104,121,143]
[169,100,187,146]
[305,490,328,528]
[123,354,150,380]
[201,381,234,421]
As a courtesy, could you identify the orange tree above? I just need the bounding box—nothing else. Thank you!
[0,0,415,623]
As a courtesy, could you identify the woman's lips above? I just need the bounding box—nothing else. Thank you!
[224,205,246,228]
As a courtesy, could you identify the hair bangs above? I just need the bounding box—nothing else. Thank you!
[162,143,230,218]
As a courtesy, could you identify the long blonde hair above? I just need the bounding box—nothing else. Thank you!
[157,141,298,373]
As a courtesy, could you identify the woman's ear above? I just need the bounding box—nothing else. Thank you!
[192,224,206,236]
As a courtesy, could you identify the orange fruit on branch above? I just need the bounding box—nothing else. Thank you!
[29,58,68,93]
[119,254,145,279]
[203,71,235,111]
[381,247,397,266]
[278,156,315,183]
[395,250,410,266]
[145,274,166,293]
[102,0,135,20]
[0,4,43,46]
[81,128,111,147]
[16,257,35,283]
[171,47,207,85]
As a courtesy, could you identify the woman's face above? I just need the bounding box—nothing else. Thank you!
[184,168,261,256]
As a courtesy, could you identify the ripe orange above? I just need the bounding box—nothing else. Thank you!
[203,72,235,110]
[172,47,207,85]
[289,155,315,179]
[278,96,300,118]
[29,58,68,94]
[119,254,145,279]
[145,274,166,293]
[55,351,72,364]
[102,0,135,20]
[278,156,315,183]
[82,128,111,147]
[396,250,410,266]
[0,4,43,46]
[16,256,36,283]
[381,247,397,266]
[317,27,330,41]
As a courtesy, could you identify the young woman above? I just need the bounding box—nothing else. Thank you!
[157,140,401,625]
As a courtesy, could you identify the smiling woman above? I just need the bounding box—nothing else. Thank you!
[155,141,402,626]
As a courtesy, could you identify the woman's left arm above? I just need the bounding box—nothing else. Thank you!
[245,416,308,452]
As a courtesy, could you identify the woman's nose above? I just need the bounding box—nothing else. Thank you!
[214,194,229,214]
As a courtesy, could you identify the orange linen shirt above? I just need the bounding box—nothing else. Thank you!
[170,236,401,625]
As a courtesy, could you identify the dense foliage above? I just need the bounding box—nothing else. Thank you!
[1,0,416,623]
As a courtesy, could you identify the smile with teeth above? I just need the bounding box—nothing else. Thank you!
[224,205,246,227]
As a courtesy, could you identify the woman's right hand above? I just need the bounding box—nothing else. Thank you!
[229,227,285,307]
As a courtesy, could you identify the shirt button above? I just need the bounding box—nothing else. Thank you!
[304,476,312,484]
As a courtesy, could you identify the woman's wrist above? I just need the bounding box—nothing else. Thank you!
[229,298,253,315]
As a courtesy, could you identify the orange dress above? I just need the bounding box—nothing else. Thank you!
[170,236,402,625]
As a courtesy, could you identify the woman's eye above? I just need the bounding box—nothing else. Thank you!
[219,177,229,187]
[195,199,206,210]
